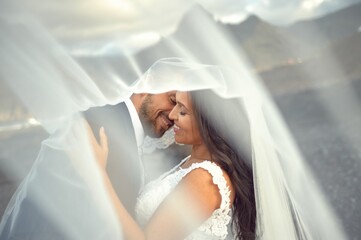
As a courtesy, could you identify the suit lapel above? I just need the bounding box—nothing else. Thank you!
[84,102,141,217]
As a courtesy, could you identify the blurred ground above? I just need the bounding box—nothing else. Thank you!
[273,79,361,240]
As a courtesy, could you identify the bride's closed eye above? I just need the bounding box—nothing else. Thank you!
[175,104,187,116]
[179,110,186,116]
[175,101,189,115]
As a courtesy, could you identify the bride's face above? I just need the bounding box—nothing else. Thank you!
[139,91,176,138]
[169,92,202,145]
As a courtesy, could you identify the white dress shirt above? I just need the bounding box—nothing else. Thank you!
[124,98,145,188]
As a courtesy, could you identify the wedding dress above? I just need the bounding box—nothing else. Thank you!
[135,156,234,240]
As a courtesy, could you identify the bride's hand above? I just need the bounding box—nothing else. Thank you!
[86,122,109,169]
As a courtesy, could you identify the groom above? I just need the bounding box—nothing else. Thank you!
[0,91,177,240]
[85,91,176,217]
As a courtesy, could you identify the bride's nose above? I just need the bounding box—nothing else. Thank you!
[168,106,177,121]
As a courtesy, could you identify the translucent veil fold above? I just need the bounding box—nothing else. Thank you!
[1,0,358,239]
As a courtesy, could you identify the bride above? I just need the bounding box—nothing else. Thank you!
[89,89,255,240]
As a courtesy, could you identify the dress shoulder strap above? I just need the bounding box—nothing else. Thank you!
[181,161,231,211]
[158,155,191,180]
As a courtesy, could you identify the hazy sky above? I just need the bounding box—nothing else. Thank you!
[2,0,360,55]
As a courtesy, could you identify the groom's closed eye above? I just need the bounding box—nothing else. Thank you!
[170,96,176,105]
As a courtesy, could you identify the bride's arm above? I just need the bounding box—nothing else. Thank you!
[88,125,224,240]
[143,168,225,239]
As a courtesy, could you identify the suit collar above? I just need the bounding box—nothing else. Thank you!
[124,98,144,148]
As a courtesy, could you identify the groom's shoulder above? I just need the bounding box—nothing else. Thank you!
[83,101,133,140]
[85,102,127,114]
[83,102,130,121]
[83,101,131,128]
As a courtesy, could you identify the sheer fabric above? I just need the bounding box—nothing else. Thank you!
[1,0,358,239]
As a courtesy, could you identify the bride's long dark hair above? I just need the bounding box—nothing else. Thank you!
[189,90,256,240]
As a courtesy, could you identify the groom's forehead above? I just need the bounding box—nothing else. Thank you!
[148,91,176,104]
[154,91,176,97]
[166,90,176,96]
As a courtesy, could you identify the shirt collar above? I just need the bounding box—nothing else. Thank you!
[124,98,144,148]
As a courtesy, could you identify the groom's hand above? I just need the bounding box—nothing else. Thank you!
[85,121,109,169]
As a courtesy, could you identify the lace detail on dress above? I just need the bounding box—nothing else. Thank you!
[181,161,232,240]
[135,157,233,240]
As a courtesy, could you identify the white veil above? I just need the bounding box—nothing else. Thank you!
[1,0,360,239]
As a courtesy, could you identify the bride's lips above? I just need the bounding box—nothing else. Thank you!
[173,124,180,133]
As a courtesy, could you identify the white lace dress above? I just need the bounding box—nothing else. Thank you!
[135,156,234,240]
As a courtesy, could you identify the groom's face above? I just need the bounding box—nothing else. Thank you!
[139,91,176,138]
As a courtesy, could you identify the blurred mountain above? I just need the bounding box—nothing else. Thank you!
[113,2,361,77]
[260,32,361,96]
[226,15,296,71]
[227,2,361,70]
[285,3,361,49]
[316,32,361,79]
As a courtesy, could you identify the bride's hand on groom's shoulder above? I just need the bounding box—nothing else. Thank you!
[85,122,109,170]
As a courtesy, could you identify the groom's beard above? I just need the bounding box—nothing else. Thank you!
[139,95,171,138]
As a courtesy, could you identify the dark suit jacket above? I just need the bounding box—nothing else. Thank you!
[84,102,142,217]
[0,102,142,240]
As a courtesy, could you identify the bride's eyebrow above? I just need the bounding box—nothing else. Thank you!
[176,101,189,111]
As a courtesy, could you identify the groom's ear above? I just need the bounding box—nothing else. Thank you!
[131,93,147,99]
[137,93,148,102]
[130,93,148,112]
